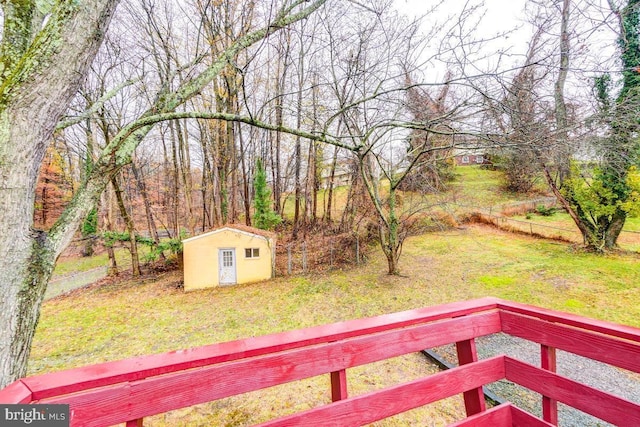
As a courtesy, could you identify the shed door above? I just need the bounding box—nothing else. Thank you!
[218,249,237,285]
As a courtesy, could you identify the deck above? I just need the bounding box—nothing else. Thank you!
[1,297,639,426]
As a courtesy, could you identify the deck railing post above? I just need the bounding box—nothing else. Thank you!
[455,338,486,416]
[541,344,558,424]
[330,369,348,402]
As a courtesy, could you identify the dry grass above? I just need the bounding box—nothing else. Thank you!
[33,268,466,425]
[30,222,640,426]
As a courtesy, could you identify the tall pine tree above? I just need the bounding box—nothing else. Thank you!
[253,159,282,230]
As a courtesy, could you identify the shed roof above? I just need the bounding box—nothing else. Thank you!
[182,224,276,244]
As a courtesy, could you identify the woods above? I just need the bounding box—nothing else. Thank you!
[0,0,327,388]
[1,0,640,389]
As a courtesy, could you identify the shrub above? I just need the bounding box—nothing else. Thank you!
[535,205,557,216]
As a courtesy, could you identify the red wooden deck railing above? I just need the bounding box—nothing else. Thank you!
[1,297,640,426]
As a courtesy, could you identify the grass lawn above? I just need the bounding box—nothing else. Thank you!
[449,166,548,208]
[30,224,640,425]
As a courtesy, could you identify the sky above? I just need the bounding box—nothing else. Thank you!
[390,0,536,85]
[393,0,622,107]
[394,0,529,50]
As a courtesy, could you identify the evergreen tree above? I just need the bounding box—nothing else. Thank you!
[253,159,282,230]
[80,147,97,256]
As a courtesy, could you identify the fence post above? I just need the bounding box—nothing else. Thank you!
[330,240,334,269]
[355,236,360,265]
[541,345,558,424]
[455,339,486,416]
[287,244,292,275]
[302,241,307,273]
[330,370,348,402]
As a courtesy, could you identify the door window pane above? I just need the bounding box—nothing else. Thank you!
[223,250,233,267]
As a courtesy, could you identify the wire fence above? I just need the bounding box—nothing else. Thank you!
[452,197,558,216]
[46,267,107,300]
[46,260,134,300]
[471,211,581,243]
[460,198,640,250]
[275,236,365,276]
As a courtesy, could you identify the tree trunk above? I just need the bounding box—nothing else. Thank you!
[601,209,626,250]
[0,0,119,388]
[176,119,196,235]
[228,119,239,224]
[554,0,571,185]
[112,177,141,276]
[0,163,53,389]
[131,159,164,260]
[325,146,339,223]
[384,187,401,275]
[271,34,291,215]
[198,120,214,231]
[101,186,119,275]
[292,30,305,239]
[385,250,400,275]
[293,133,302,238]
[238,122,252,226]
[310,141,319,225]
[543,164,625,251]
[168,122,181,237]
[310,80,321,225]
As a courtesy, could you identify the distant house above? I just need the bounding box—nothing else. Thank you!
[182,225,276,291]
[454,153,490,166]
[319,165,353,189]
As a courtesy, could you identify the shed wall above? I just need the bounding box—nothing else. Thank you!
[183,229,273,291]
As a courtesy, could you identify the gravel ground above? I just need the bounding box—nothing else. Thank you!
[433,333,640,426]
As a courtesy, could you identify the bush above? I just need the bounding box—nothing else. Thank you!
[535,205,557,216]
[102,230,184,263]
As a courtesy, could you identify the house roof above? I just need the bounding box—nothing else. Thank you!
[182,224,276,244]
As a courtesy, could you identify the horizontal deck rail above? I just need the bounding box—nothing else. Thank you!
[1,297,639,426]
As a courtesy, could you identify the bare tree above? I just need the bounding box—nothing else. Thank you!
[315,2,471,274]
[397,71,456,194]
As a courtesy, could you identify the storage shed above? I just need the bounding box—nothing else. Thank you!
[182,225,276,291]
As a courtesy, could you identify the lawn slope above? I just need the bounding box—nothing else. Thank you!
[29,224,640,425]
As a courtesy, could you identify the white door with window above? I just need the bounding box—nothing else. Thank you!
[218,248,237,285]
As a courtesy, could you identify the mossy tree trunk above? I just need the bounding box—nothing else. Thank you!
[0,0,120,389]
[358,153,403,275]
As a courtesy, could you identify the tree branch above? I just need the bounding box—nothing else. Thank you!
[56,78,139,130]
